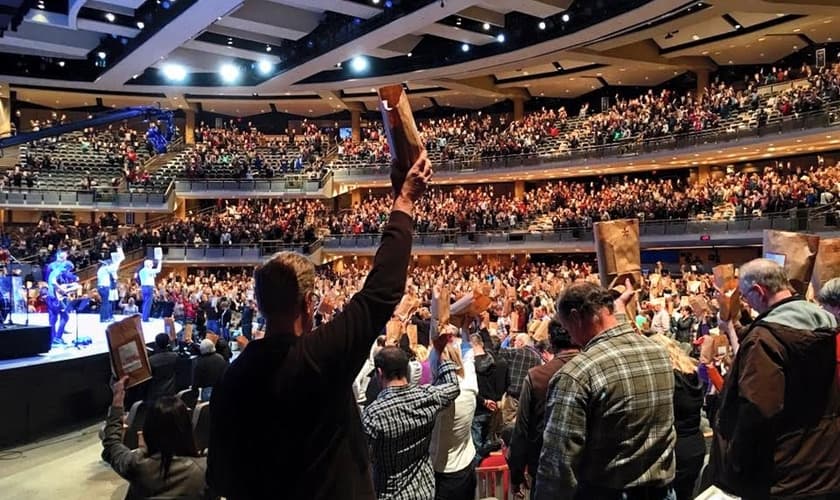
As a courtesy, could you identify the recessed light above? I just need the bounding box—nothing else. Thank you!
[561,13,570,22]
[105,12,115,22]
[266,45,272,52]
[538,21,546,30]
[58,60,65,67]
[461,43,469,52]
[692,34,700,40]
[136,21,144,29]
[406,52,412,57]
[482,22,490,30]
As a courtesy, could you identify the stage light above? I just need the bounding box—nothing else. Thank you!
[219,63,240,83]
[461,43,469,52]
[407,52,412,57]
[162,63,187,81]
[265,45,271,52]
[538,21,546,30]
[351,56,369,72]
[58,60,65,67]
[97,51,107,59]
[136,21,145,29]
[257,60,273,75]
[483,22,490,30]
[105,12,115,22]
[561,13,570,22]
[372,0,379,4]
[496,33,505,42]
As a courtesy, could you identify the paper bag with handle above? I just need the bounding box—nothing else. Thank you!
[385,319,403,345]
[406,324,418,347]
[105,315,152,389]
[713,264,741,322]
[378,85,424,193]
[432,285,450,327]
[811,238,840,296]
[762,230,820,295]
[712,264,736,290]
[594,219,642,289]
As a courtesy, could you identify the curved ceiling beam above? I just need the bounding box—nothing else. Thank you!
[68,0,89,29]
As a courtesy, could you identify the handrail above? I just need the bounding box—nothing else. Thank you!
[332,102,840,176]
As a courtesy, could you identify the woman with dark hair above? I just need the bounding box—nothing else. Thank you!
[102,376,210,499]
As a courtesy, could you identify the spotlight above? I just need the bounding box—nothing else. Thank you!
[734,24,742,29]
[58,60,65,67]
[136,21,145,29]
[372,0,379,3]
[162,63,187,81]
[407,52,412,57]
[483,22,490,30]
[351,56,369,72]
[496,33,505,43]
[219,63,240,83]
[538,21,546,30]
[461,43,469,52]
[265,45,271,52]
[97,51,107,59]
[561,13,570,22]
[105,12,115,22]
[257,60,273,75]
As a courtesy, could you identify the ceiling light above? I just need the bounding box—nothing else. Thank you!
[58,60,65,67]
[482,22,490,30]
[561,13,570,22]
[257,60,273,75]
[219,63,240,83]
[406,52,412,57]
[105,12,115,22]
[265,45,271,52]
[456,17,461,26]
[162,63,187,81]
[132,73,139,79]
[136,21,144,29]
[461,43,469,52]
[496,33,505,42]
[351,56,369,72]
[97,51,107,59]
[734,24,741,29]
[538,21,546,30]
[692,34,700,40]
[37,2,44,8]
[372,0,380,3]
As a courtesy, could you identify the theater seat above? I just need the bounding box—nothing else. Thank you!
[177,388,199,411]
[192,401,211,454]
[123,400,147,450]
[476,452,510,500]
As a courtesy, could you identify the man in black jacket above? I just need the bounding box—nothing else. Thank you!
[208,152,432,500]
[470,333,507,463]
[146,333,178,402]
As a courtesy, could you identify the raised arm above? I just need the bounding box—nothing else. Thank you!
[306,152,433,383]
[101,377,140,481]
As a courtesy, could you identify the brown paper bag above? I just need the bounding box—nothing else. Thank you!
[762,230,820,295]
[594,219,642,289]
[164,317,176,342]
[378,85,424,176]
[184,323,194,343]
[206,332,219,345]
[432,286,450,326]
[510,310,521,333]
[811,238,840,295]
[406,324,418,347]
[105,315,152,388]
[532,318,550,342]
[689,295,710,315]
[385,319,403,345]
[718,287,742,322]
[712,264,736,290]
[394,293,420,320]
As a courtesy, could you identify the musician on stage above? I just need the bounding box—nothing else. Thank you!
[97,246,125,323]
[46,251,81,345]
[138,257,162,322]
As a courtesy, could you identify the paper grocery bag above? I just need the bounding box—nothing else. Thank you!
[689,295,710,315]
[406,324,418,347]
[206,331,219,344]
[594,219,642,289]
[378,85,424,184]
[532,319,550,342]
[164,317,177,342]
[717,287,742,322]
[385,319,403,345]
[712,264,736,290]
[762,230,820,295]
[105,315,152,389]
[812,238,840,296]
[432,286,450,326]
[394,293,420,320]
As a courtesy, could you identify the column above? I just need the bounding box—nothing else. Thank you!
[351,109,361,143]
[514,180,525,200]
[695,69,710,99]
[0,83,11,138]
[184,109,196,145]
[351,188,362,206]
[176,197,186,219]
[512,97,525,122]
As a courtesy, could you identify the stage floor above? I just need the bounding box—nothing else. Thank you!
[0,314,178,372]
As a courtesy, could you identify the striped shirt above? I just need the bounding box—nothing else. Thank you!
[362,361,460,500]
[535,314,676,499]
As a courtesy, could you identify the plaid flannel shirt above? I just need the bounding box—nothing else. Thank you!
[498,346,542,398]
[535,314,676,500]
[362,361,460,500]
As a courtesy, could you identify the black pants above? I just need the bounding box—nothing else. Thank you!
[434,464,476,500]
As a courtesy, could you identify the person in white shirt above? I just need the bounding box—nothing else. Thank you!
[430,343,478,499]
[97,246,124,323]
[651,300,672,336]
[138,258,162,322]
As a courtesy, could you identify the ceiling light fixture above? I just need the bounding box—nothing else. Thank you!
[561,13,570,22]
[496,33,505,42]
[351,56,369,72]
[265,45,271,52]
[97,51,107,59]
[538,21,546,30]
[482,22,490,30]
[219,63,240,83]
[58,60,65,67]
[257,60,273,75]
[105,12,115,22]
[461,43,469,52]
[136,21,144,29]
[406,52,412,57]
[162,63,187,81]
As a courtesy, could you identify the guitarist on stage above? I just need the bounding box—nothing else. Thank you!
[46,251,82,345]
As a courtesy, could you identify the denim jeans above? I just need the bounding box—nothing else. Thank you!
[98,286,112,321]
[206,319,219,337]
[141,285,154,322]
[471,413,492,463]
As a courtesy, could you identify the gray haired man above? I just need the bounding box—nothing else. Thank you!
[817,276,840,321]
[710,258,840,499]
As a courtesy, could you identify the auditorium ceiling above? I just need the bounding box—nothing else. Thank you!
[0,0,836,117]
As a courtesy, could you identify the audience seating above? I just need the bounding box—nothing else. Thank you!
[122,400,147,450]
[192,402,211,454]
[476,452,512,500]
[177,388,199,411]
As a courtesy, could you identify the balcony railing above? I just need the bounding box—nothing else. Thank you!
[333,103,840,177]
[173,171,331,195]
